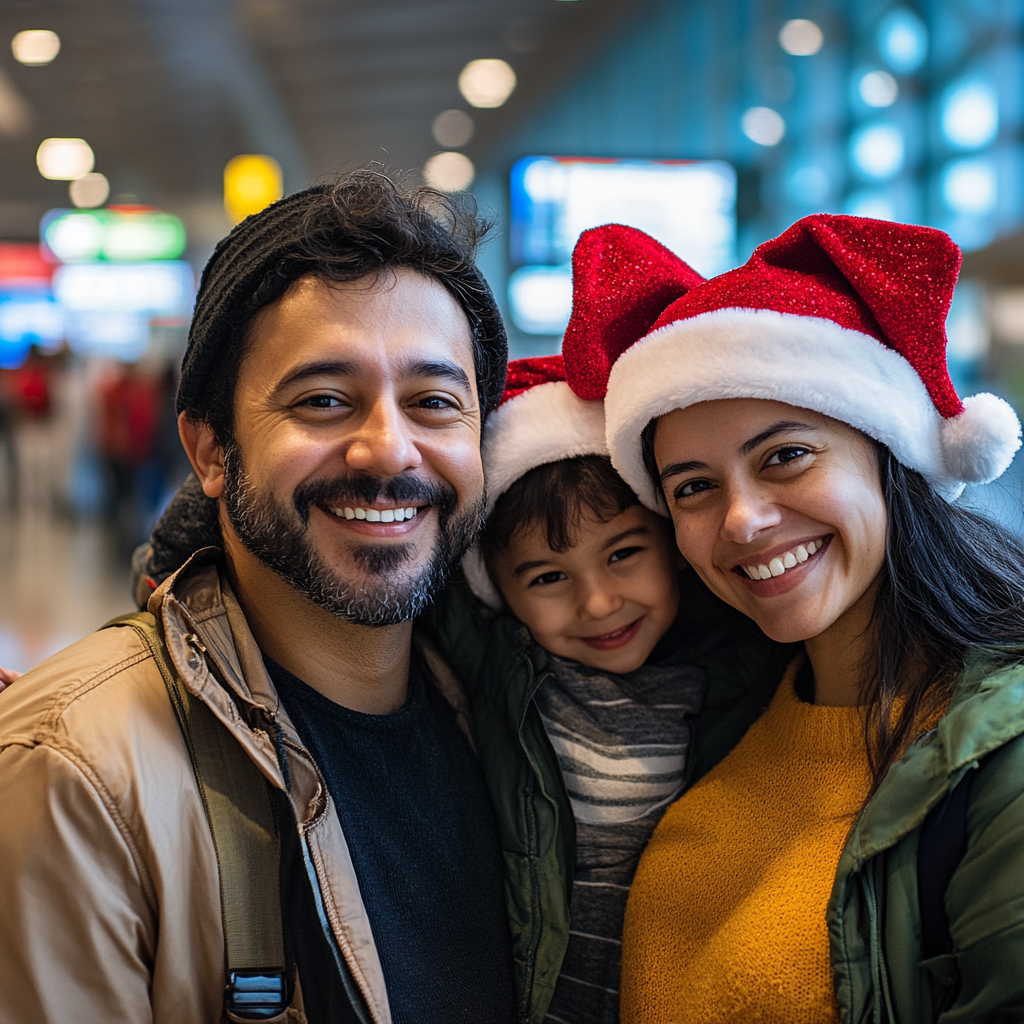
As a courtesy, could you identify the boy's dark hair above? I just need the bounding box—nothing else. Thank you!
[177,166,507,447]
[479,455,640,568]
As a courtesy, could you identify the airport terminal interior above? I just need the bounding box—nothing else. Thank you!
[0,0,1022,671]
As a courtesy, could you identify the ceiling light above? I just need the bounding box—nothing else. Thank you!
[850,123,904,180]
[741,107,785,146]
[859,70,898,108]
[458,59,517,108]
[36,138,94,180]
[423,152,475,192]
[224,154,283,225]
[432,109,474,149]
[69,172,109,209]
[941,80,998,150]
[877,9,927,74]
[12,30,60,66]
[779,19,823,56]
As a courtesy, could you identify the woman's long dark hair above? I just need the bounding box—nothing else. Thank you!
[641,419,1024,793]
[867,446,1024,790]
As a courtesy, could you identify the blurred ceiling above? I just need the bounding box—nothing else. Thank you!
[0,0,637,252]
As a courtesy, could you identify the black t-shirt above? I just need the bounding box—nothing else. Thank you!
[265,653,516,1024]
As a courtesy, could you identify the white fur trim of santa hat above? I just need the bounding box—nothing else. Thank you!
[463,379,609,609]
[605,307,1022,511]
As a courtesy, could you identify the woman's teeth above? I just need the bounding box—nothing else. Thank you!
[330,506,419,523]
[742,540,822,581]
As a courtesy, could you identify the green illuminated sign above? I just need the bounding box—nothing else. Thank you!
[42,208,187,263]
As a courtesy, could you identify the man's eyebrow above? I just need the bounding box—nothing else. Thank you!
[274,360,356,393]
[602,525,649,550]
[739,421,818,456]
[407,360,472,391]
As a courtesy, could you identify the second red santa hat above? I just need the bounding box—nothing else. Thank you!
[563,214,1021,508]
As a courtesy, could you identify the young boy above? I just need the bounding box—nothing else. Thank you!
[460,357,717,1024]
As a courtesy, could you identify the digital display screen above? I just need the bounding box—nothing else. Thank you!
[508,156,736,335]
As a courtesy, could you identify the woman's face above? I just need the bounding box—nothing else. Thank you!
[653,398,887,644]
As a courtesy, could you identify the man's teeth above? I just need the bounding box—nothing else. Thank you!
[743,540,821,581]
[330,506,419,522]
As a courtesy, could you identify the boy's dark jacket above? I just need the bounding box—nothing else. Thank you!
[132,478,1024,1022]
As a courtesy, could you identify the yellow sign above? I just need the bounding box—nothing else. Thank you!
[224,155,283,225]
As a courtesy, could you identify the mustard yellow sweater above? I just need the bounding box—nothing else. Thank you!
[620,663,870,1024]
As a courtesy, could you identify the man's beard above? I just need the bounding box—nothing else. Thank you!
[222,441,485,627]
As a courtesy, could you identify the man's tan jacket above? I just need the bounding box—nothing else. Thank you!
[0,550,411,1024]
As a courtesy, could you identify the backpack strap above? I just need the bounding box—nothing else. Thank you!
[104,612,289,1020]
[917,767,974,961]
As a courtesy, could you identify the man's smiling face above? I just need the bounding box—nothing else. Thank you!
[216,268,486,626]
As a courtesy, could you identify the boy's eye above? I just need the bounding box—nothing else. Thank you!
[528,570,567,587]
[763,444,812,467]
[674,478,715,500]
[609,545,643,564]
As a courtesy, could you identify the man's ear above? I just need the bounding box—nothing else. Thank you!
[178,412,225,499]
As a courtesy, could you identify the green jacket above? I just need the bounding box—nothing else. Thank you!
[419,573,795,1024]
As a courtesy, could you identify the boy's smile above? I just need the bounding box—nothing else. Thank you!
[489,504,681,674]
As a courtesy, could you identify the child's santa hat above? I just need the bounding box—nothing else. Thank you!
[562,215,1021,508]
[462,354,607,608]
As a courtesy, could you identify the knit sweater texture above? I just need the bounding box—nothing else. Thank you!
[620,661,869,1024]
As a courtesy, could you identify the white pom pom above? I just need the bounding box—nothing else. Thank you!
[941,393,1022,484]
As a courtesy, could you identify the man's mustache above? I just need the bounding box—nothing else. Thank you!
[292,473,459,525]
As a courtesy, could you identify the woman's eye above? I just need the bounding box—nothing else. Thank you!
[674,478,715,500]
[609,545,643,564]
[764,445,811,467]
[529,570,566,587]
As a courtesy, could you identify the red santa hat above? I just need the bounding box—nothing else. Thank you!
[562,215,1021,509]
[462,354,608,608]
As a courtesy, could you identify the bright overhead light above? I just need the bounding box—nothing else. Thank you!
[423,152,475,192]
[878,9,927,74]
[224,154,283,225]
[742,107,785,146]
[12,30,60,66]
[859,70,898,107]
[779,19,823,56]
[432,109,474,149]
[942,158,997,216]
[458,59,517,108]
[850,123,904,180]
[69,172,109,209]
[36,138,94,180]
[942,79,998,150]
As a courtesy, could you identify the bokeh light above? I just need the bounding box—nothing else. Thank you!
[223,154,283,225]
[742,107,785,146]
[432,109,474,148]
[423,151,475,192]
[877,9,927,74]
[36,138,94,180]
[458,59,517,108]
[859,70,898,108]
[942,79,998,149]
[69,172,110,209]
[850,123,904,180]
[779,19,823,56]
[942,158,997,216]
[11,29,60,66]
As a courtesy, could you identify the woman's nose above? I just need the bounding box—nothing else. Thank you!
[344,397,422,478]
[721,485,782,543]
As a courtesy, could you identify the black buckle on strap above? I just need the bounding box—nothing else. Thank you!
[225,971,287,1020]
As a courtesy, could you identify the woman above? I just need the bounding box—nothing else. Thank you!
[563,215,1024,1022]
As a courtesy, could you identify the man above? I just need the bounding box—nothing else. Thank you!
[0,171,571,1024]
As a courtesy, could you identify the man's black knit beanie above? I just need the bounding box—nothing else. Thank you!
[176,184,326,420]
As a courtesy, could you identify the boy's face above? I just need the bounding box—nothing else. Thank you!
[489,504,681,674]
